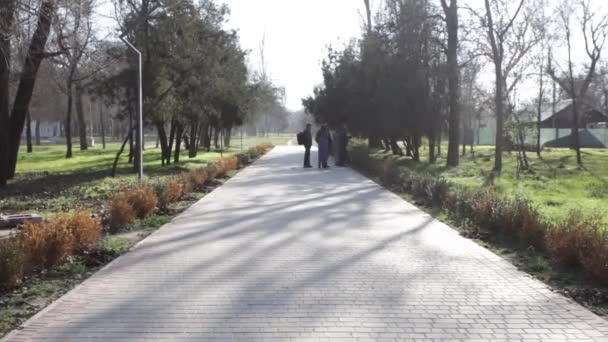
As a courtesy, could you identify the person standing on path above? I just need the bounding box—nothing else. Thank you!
[315,125,332,169]
[302,124,313,168]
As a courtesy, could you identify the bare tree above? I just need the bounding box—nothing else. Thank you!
[475,0,540,173]
[548,0,607,165]
[52,0,96,158]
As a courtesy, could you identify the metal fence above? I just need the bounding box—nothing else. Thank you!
[474,128,608,147]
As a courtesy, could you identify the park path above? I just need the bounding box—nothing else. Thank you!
[4,146,608,341]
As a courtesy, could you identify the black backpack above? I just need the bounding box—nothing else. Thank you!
[296,132,304,145]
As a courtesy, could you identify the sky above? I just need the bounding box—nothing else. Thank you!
[96,0,607,111]
[221,0,366,110]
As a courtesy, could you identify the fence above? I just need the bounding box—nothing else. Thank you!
[474,128,608,148]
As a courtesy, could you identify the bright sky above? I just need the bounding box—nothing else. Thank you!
[221,0,366,110]
[96,0,607,111]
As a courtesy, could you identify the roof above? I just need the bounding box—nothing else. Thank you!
[539,99,608,124]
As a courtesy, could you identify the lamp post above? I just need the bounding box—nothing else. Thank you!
[119,34,144,181]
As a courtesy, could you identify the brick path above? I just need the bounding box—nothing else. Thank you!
[4,146,608,341]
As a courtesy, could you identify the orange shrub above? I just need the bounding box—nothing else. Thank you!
[215,157,238,177]
[255,143,273,155]
[20,220,74,271]
[177,173,194,195]
[205,164,219,180]
[545,221,582,267]
[157,178,183,207]
[0,236,26,291]
[190,169,208,187]
[125,185,159,218]
[110,193,136,230]
[62,210,102,253]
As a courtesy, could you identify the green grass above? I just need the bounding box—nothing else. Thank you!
[365,144,608,225]
[1,135,287,216]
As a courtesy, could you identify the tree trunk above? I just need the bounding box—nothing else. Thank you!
[75,82,88,150]
[174,124,183,164]
[213,126,220,149]
[5,0,55,179]
[167,118,176,165]
[412,134,421,162]
[99,101,106,149]
[494,73,505,173]
[444,0,460,167]
[368,135,382,149]
[201,122,210,152]
[128,105,134,163]
[26,111,33,153]
[188,122,198,158]
[156,121,169,166]
[111,129,133,177]
[65,82,74,158]
[389,138,403,156]
[0,0,16,186]
[35,119,41,145]
[536,60,544,157]
[224,126,232,148]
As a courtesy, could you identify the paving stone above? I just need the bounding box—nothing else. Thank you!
[3,146,608,341]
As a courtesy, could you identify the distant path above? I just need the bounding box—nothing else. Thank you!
[4,146,608,341]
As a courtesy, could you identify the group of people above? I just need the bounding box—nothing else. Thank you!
[301,124,350,169]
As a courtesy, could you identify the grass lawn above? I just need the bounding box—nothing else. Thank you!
[366,144,608,225]
[1,134,290,216]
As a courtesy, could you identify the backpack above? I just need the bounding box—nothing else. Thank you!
[296,132,304,145]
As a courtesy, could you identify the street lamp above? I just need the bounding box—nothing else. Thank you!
[119,33,144,181]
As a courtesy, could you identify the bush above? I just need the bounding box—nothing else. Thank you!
[350,145,376,174]
[256,143,273,155]
[0,236,26,291]
[235,152,250,166]
[156,178,183,208]
[378,158,401,185]
[62,210,102,253]
[190,168,208,187]
[408,174,449,206]
[110,194,136,230]
[546,213,608,284]
[125,185,159,219]
[579,228,608,285]
[204,164,219,180]
[215,156,238,178]
[247,147,260,160]
[20,220,75,271]
[177,173,195,195]
[545,220,584,267]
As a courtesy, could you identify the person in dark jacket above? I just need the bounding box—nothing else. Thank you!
[302,124,313,168]
[315,125,332,168]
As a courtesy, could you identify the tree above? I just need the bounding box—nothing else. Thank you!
[1,0,56,186]
[477,0,539,173]
[440,0,460,167]
[547,0,607,165]
[53,0,96,157]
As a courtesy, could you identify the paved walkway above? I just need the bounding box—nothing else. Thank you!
[5,146,608,341]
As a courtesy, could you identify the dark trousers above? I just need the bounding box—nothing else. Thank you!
[303,146,311,167]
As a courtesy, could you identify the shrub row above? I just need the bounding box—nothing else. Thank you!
[350,145,608,286]
[1,144,273,293]
[109,145,272,231]
[0,210,102,291]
